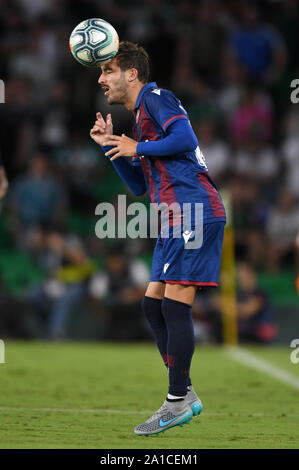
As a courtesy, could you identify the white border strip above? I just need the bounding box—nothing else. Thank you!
[225,346,299,390]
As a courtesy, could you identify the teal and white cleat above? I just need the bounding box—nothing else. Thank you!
[134,399,193,436]
[187,386,203,416]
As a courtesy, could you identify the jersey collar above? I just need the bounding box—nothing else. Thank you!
[134,82,158,110]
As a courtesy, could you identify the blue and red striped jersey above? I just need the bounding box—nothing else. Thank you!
[132,82,226,225]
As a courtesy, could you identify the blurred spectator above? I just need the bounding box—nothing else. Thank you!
[9,29,57,104]
[25,224,95,339]
[229,85,274,144]
[17,0,53,22]
[188,0,229,87]
[0,152,9,200]
[8,153,68,240]
[228,1,287,85]
[52,131,104,211]
[237,262,278,343]
[217,53,246,119]
[230,176,268,267]
[89,246,150,340]
[40,80,70,149]
[194,119,230,185]
[266,189,299,272]
[233,142,279,186]
[271,0,299,73]
[192,262,278,344]
[192,289,223,344]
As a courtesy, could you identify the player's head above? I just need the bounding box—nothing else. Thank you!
[115,41,150,83]
[98,41,150,106]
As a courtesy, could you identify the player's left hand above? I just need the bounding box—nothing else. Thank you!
[103,134,138,160]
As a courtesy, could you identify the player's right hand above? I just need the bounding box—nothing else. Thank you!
[90,112,113,146]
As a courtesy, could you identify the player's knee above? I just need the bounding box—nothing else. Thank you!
[144,281,165,299]
[164,283,197,305]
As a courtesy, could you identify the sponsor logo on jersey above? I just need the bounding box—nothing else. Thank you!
[183,230,194,244]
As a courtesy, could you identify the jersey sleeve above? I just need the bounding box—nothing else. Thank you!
[144,89,189,132]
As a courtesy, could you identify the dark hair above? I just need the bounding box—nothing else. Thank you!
[115,41,150,84]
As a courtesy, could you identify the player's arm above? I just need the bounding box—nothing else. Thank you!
[103,144,146,196]
[0,153,9,200]
[90,113,146,196]
[104,90,198,159]
[104,119,197,159]
[137,119,198,156]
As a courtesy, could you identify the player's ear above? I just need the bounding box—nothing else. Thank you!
[127,68,138,82]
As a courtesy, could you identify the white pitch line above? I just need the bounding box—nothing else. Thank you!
[225,346,299,391]
[0,407,298,418]
[0,407,151,415]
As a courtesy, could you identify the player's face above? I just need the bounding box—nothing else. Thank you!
[98,59,129,105]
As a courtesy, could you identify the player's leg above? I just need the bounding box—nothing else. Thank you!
[142,282,168,367]
[159,222,225,418]
[135,283,196,436]
[141,234,169,369]
[162,283,202,416]
[164,283,197,304]
[144,281,165,299]
[162,284,196,399]
[135,246,194,435]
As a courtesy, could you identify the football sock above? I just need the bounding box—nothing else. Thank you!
[142,296,168,367]
[141,296,193,388]
[161,297,195,397]
[166,393,185,402]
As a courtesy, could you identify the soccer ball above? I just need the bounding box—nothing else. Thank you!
[69,19,119,67]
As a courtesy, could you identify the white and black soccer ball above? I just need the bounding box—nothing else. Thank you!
[69,19,119,67]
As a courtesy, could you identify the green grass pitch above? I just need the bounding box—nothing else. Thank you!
[0,341,298,449]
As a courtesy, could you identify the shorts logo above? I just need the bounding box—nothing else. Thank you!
[163,263,170,273]
[183,230,194,244]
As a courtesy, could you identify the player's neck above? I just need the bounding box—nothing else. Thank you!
[123,81,145,111]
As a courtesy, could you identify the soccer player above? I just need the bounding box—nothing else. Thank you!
[90,42,226,436]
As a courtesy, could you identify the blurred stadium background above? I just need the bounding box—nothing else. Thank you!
[0,0,299,346]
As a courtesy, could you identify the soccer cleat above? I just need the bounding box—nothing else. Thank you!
[134,399,193,436]
[187,386,203,416]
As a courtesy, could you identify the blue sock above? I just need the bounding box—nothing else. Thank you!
[161,297,195,397]
[142,296,168,366]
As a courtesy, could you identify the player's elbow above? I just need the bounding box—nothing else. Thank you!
[130,183,147,196]
[134,188,146,196]
[175,127,198,153]
[185,135,198,153]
